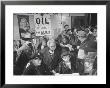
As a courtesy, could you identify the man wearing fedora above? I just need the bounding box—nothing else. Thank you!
[53,47,75,74]
[76,29,97,75]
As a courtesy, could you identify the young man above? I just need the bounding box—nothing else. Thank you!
[53,47,75,74]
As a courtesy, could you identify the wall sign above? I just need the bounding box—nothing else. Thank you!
[34,14,52,36]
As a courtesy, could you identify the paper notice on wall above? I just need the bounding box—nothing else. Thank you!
[34,14,52,36]
[36,30,51,36]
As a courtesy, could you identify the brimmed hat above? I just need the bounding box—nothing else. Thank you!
[31,52,43,60]
[61,51,70,58]
[64,24,69,28]
[76,30,87,37]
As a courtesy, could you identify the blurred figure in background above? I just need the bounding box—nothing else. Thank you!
[37,37,48,52]
[76,29,97,75]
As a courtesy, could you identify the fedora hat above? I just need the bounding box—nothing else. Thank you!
[76,30,87,38]
[61,51,70,58]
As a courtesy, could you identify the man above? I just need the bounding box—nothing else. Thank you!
[14,39,33,75]
[76,30,97,75]
[57,24,72,44]
[87,27,97,41]
[54,47,75,74]
[40,39,62,73]
[37,37,48,52]
[23,53,52,75]
[63,25,73,38]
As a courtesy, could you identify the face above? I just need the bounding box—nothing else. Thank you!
[42,40,46,46]
[62,38,67,44]
[16,40,20,46]
[67,30,72,35]
[92,29,97,37]
[62,55,70,62]
[34,59,42,66]
[13,40,16,47]
[74,29,77,33]
[25,46,30,53]
[77,36,86,42]
[49,42,56,51]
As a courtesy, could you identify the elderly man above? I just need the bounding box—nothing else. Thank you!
[40,39,62,74]
[76,29,97,75]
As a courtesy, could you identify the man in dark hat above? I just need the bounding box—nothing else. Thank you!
[22,53,53,75]
[76,29,97,75]
[53,47,75,74]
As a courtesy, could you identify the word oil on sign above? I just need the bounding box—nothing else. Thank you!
[36,18,49,24]
[34,14,52,36]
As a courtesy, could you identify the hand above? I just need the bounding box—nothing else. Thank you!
[52,70,56,74]
[69,47,73,51]
[55,73,60,75]
[60,43,64,47]
[65,44,71,48]
[66,44,74,51]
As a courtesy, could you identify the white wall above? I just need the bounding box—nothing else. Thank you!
[13,14,20,40]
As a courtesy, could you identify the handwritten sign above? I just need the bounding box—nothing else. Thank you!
[35,30,51,36]
[34,14,51,36]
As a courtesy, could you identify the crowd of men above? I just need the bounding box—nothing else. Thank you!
[13,24,97,75]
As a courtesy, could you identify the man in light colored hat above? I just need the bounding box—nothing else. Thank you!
[76,29,97,75]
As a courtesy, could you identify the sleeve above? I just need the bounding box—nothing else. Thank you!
[22,63,36,75]
[54,63,60,73]
[50,53,62,71]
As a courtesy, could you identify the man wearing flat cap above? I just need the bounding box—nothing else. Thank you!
[76,29,97,75]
